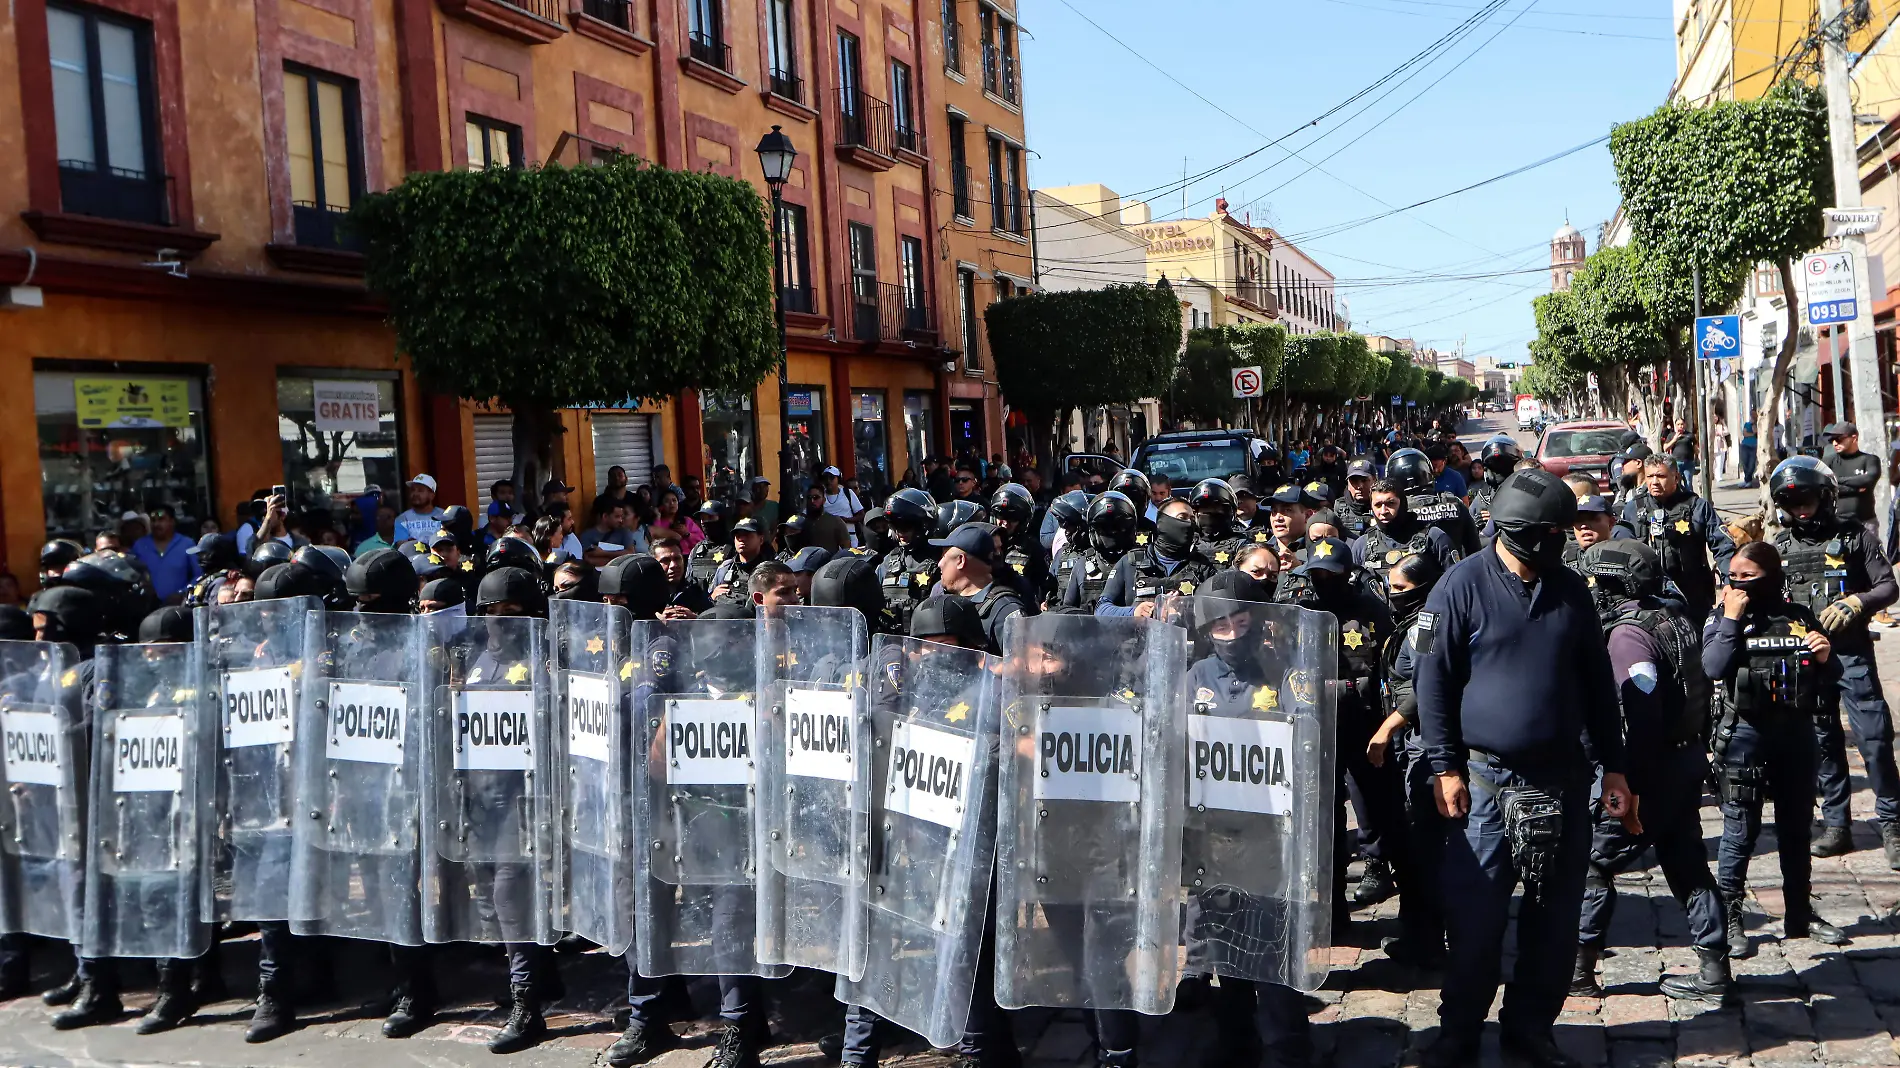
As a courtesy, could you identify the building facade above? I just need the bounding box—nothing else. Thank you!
[1268,230,1344,336]
[0,0,1026,579]
[1110,198,1280,328]
[1550,222,1585,291]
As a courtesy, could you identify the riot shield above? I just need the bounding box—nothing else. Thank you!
[631,616,787,979]
[993,614,1186,1014]
[755,605,870,980]
[550,599,634,956]
[1180,597,1337,992]
[82,642,214,959]
[289,610,426,944]
[200,596,318,922]
[0,640,85,944]
[834,635,1001,1049]
[420,612,558,946]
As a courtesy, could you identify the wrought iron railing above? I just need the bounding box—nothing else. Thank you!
[58,161,173,226]
[688,30,732,71]
[835,88,895,159]
[839,282,936,344]
[769,68,803,102]
[580,0,631,29]
[292,201,364,251]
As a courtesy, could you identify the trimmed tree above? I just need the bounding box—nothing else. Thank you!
[1172,323,1285,431]
[353,157,781,504]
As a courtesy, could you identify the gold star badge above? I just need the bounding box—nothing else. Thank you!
[461,560,474,571]
[1306,482,1324,495]
[1826,554,1846,568]
[1314,541,1334,557]
[428,553,443,565]
[59,669,76,687]
[414,542,427,552]
[288,662,303,680]
[505,663,529,684]
[1215,551,1231,563]
[1674,519,1691,534]
[1790,621,1810,638]
[1135,533,1150,546]
[1343,629,1364,649]
[620,661,634,680]
[914,572,931,587]
[1254,531,1269,543]
[1252,685,1278,712]
[172,687,195,703]
[1178,581,1196,594]
[585,637,605,655]
[713,550,726,563]
[945,700,969,723]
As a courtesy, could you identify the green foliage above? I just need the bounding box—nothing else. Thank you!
[1281,333,1343,397]
[1172,323,1285,426]
[1570,245,1667,370]
[1330,333,1375,400]
[352,156,781,408]
[988,283,1183,415]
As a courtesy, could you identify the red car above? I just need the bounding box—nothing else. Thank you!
[1534,420,1630,492]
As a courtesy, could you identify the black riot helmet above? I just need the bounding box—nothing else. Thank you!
[1385,448,1434,493]
[934,499,989,538]
[1188,478,1238,536]
[485,535,545,582]
[1107,469,1152,508]
[1254,441,1281,465]
[1192,569,1270,669]
[988,483,1035,528]
[476,566,548,618]
[246,538,294,578]
[909,593,987,648]
[137,605,196,644]
[1580,539,1664,602]
[1085,490,1139,554]
[345,548,420,613]
[598,553,669,620]
[292,545,354,609]
[886,487,937,538]
[1769,456,1838,531]
[254,561,331,602]
[811,557,886,624]
[39,539,85,582]
[0,606,33,642]
[1479,436,1524,475]
[1048,490,1090,536]
[32,586,103,647]
[62,550,146,601]
[417,576,466,611]
[1487,468,1578,531]
[189,532,239,574]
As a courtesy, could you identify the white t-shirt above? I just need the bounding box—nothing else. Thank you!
[394,507,447,547]
[824,488,863,547]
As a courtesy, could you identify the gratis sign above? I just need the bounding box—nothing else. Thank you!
[1803,252,1858,326]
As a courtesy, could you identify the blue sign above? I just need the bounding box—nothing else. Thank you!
[1390,395,1402,405]
[1809,298,1858,325]
[787,390,813,417]
[1406,400,1417,408]
[1693,315,1741,361]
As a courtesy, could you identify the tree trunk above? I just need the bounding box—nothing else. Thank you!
[509,402,562,521]
[1758,259,1803,531]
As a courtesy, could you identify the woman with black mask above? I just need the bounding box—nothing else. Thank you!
[1370,551,1447,968]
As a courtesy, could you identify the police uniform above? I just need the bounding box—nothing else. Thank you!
[876,539,941,632]
[997,527,1048,608]
[709,553,766,604]
[687,538,727,588]
[1620,489,1735,621]
[1382,595,1446,965]
[1406,489,1481,559]
[1466,471,1507,524]
[1334,493,1373,541]
[1352,518,1457,578]
[1095,540,1216,615]
[967,581,1026,656]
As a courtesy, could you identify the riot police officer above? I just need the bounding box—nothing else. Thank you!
[687,504,732,589]
[928,524,1027,655]
[1416,468,1634,1068]
[1466,435,1523,525]
[1351,478,1458,575]
[1373,551,1448,967]
[1570,541,1727,1003]
[183,533,240,606]
[934,499,988,537]
[1252,443,1287,492]
[1705,540,1849,958]
[1062,491,1140,610]
[875,487,941,633]
[38,539,84,588]
[710,518,772,604]
[1189,478,1248,567]
[1768,456,1900,864]
[1385,447,1481,558]
[989,483,1048,605]
[1333,459,1377,541]
[1106,469,1157,534]
[1620,455,1735,622]
[1044,490,1091,608]
[1096,497,1213,618]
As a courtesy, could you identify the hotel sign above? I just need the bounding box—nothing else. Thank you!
[1128,224,1215,255]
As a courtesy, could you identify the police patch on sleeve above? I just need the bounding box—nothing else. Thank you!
[1413,610,1438,655]
[1627,661,1659,694]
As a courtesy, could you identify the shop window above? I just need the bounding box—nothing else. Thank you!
[37,370,212,543]
[284,64,365,251]
[853,390,891,496]
[700,391,756,500]
[465,114,521,171]
[276,375,400,517]
[904,390,938,477]
[47,2,168,225]
[783,384,827,496]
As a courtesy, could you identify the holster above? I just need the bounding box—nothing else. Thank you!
[1716,763,1765,807]
[1499,786,1564,894]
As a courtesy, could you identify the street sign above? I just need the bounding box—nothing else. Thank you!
[1390,395,1402,405]
[1825,207,1886,238]
[1693,315,1741,361]
[1804,251,1858,325]
[1231,365,1264,399]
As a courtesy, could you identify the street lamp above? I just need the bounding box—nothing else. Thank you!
[756,124,798,518]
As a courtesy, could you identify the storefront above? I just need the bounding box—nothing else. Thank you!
[783,384,829,495]
[36,367,214,543]
[852,389,892,495]
[949,399,986,461]
[903,390,938,478]
[699,392,757,502]
[275,371,404,516]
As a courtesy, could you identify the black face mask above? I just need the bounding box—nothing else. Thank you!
[1154,514,1196,557]
[1731,575,1779,599]
[1389,583,1430,622]
[866,527,894,554]
[1618,472,1638,490]
[1194,511,1231,538]
[1090,528,1131,556]
[1375,511,1416,538]
[1498,525,1566,572]
[1212,632,1253,669]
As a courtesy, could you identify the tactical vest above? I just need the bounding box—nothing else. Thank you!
[1074,547,1119,607]
[1409,492,1467,557]
[1775,523,1865,619]
[1002,537,1035,587]
[711,556,760,602]
[1633,492,1713,605]
[1127,547,1213,606]
[1603,602,1709,746]
[1050,546,1080,608]
[1195,534,1249,570]
[1362,525,1433,571]
[688,541,727,587]
[878,544,939,629]
[1715,610,1823,720]
[1468,480,1500,521]
[1334,498,1372,540]
[1335,614,1382,706]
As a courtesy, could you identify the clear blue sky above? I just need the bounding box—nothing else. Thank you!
[1019,0,1675,364]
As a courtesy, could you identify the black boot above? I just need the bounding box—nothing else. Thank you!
[41,971,82,1006]
[1812,824,1854,858]
[1352,857,1396,907]
[607,1020,680,1067]
[709,1021,763,1068]
[1500,1027,1584,1068]
[136,960,200,1035]
[487,981,546,1055]
[1882,821,1900,871]
[1568,944,1603,997]
[50,978,123,1030]
[1725,897,1754,960]
[1099,1050,1138,1068]
[1786,902,1850,947]
[1660,947,1731,1003]
[383,972,437,1039]
[245,986,295,1043]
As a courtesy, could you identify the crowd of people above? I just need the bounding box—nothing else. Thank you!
[1,408,1895,1068]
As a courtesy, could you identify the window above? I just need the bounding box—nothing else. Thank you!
[949,113,972,218]
[959,267,981,370]
[766,0,799,100]
[942,0,961,74]
[988,138,1022,234]
[987,136,1005,231]
[995,276,1014,301]
[465,114,520,171]
[901,236,927,329]
[37,371,212,544]
[776,201,813,313]
[837,31,869,150]
[848,222,878,340]
[980,6,997,95]
[276,375,400,515]
[998,15,1017,103]
[284,65,364,250]
[784,385,827,494]
[699,393,755,497]
[891,60,916,153]
[47,2,167,224]
[688,0,729,70]
[581,0,633,30]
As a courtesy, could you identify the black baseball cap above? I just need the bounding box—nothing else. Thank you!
[1292,537,1353,575]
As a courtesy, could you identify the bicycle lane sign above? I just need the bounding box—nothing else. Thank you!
[1694,315,1741,361]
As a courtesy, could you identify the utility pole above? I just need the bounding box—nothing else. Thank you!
[1821,0,1892,530]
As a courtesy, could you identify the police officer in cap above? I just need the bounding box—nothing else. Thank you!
[1466,435,1524,525]
[1333,460,1377,541]
[1768,456,1900,864]
[875,487,941,632]
[1385,447,1481,558]
[687,501,732,589]
[710,518,773,604]
[1620,455,1735,623]
[1062,491,1140,611]
[1610,443,1653,513]
[989,482,1048,606]
[1705,541,1849,958]
[1259,484,1320,568]
[1096,496,1212,618]
[1188,478,1249,569]
[1229,476,1266,535]
[926,523,1026,655]
[1416,467,1635,1068]
[1569,541,1727,1003]
[1352,478,1458,576]
[183,533,240,606]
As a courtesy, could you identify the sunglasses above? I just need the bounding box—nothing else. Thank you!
[957,475,977,483]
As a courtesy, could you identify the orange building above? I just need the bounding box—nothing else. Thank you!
[0,0,1023,580]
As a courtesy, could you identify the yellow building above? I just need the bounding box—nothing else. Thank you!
[1114,199,1279,328]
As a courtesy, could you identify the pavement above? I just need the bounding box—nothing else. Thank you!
[4,417,1900,1066]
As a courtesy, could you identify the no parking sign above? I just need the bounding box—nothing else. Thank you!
[1231,366,1264,399]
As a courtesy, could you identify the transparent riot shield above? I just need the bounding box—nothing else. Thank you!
[200,596,317,922]
[0,640,85,944]
[420,612,558,946]
[1180,597,1337,992]
[632,616,788,979]
[834,635,1001,1049]
[993,614,1186,1014]
[289,610,426,944]
[83,642,214,959]
[755,605,870,980]
[550,599,634,955]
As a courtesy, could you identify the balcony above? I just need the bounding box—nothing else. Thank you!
[834,88,897,171]
[769,68,803,103]
[952,166,973,219]
[440,0,566,43]
[681,30,744,92]
[838,282,937,347]
[58,161,172,226]
[1229,280,1278,317]
[292,202,364,252]
[895,117,922,157]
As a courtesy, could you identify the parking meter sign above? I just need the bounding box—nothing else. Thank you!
[1804,252,1858,326]
[1694,315,1741,361]
[1231,366,1264,399]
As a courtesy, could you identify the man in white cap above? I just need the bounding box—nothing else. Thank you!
[395,474,447,546]
[819,465,864,546]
